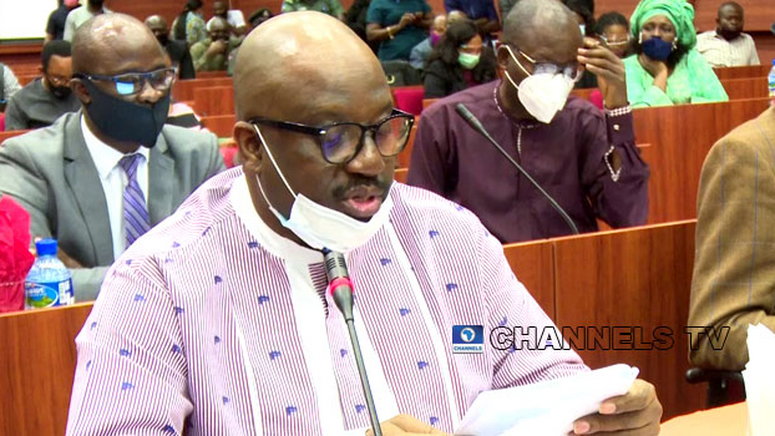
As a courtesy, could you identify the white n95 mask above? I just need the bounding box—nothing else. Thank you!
[252,124,393,253]
[503,45,575,124]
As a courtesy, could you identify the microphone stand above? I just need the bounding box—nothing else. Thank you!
[325,250,383,436]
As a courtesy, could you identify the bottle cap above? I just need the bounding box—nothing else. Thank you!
[35,238,58,256]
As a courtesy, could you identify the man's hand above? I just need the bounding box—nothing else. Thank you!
[571,379,662,435]
[206,40,228,57]
[398,12,416,29]
[365,414,449,436]
[577,38,628,108]
[58,248,84,269]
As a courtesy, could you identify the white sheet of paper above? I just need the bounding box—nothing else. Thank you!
[455,364,639,436]
[742,323,775,436]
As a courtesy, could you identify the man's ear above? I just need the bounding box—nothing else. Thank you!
[234,121,262,173]
[71,78,91,105]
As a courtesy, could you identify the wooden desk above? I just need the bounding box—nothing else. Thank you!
[714,65,771,80]
[193,86,235,117]
[660,402,747,435]
[0,303,93,435]
[552,220,704,419]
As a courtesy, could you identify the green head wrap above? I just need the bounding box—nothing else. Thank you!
[630,0,697,49]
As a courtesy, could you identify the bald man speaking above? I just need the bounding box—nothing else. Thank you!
[66,12,661,436]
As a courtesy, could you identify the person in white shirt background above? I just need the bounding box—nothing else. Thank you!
[696,1,759,68]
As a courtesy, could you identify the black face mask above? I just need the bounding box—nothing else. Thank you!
[50,85,72,99]
[88,0,104,8]
[718,28,741,40]
[156,34,169,45]
[81,80,170,147]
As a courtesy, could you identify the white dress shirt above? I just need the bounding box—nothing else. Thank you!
[81,114,149,261]
[696,30,760,68]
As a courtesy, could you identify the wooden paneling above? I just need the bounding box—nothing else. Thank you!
[172,77,232,102]
[503,240,555,318]
[0,303,93,435]
[552,220,704,420]
[714,64,771,80]
[634,97,770,223]
[0,130,31,144]
[200,114,236,137]
[193,85,235,116]
[722,77,769,100]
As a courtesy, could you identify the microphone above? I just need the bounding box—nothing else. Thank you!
[454,103,579,235]
[324,250,382,436]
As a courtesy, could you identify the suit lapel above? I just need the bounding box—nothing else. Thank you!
[148,130,174,225]
[62,112,115,263]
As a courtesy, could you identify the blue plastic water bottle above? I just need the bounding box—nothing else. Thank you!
[768,59,775,100]
[25,239,74,309]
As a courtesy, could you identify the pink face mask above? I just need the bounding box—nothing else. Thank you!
[430,32,442,46]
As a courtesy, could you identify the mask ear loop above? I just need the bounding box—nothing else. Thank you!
[503,45,532,91]
[252,123,297,199]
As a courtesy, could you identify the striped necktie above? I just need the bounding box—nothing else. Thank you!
[118,154,151,248]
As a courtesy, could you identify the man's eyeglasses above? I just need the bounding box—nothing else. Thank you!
[250,109,415,164]
[507,44,583,82]
[74,67,177,96]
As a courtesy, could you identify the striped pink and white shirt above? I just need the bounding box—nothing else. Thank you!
[66,167,587,435]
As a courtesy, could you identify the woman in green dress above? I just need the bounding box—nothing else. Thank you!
[624,0,728,107]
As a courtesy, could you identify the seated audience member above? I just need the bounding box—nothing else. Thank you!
[409,14,447,70]
[65,12,662,435]
[409,11,467,70]
[207,0,247,36]
[624,0,728,107]
[0,14,224,301]
[46,0,80,42]
[595,12,632,58]
[248,8,273,29]
[0,63,22,109]
[696,2,759,68]
[282,0,344,19]
[145,15,196,79]
[408,0,649,243]
[444,0,499,35]
[63,0,110,41]
[171,0,208,47]
[689,105,775,371]
[366,0,433,61]
[5,41,80,131]
[190,17,239,71]
[564,0,597,89]
[423,20,497,98]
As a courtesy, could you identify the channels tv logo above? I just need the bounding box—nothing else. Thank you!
[452,325,484,354]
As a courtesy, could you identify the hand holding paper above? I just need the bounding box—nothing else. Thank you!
[572,378,662,435]
[455,364,661,436]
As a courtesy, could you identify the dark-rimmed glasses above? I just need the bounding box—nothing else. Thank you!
[74,67,177,96]
[250,109,415,164]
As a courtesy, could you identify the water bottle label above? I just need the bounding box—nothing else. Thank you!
[25,279,74,309]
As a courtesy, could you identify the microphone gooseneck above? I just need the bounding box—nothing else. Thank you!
[454,103,579,235]
[324,250,382,436]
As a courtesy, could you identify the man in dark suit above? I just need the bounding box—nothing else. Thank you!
[0,14,224,301]
[145,15,196,79]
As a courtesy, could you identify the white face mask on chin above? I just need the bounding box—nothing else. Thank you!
[251,124,393,253]
[503,45,575,124]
